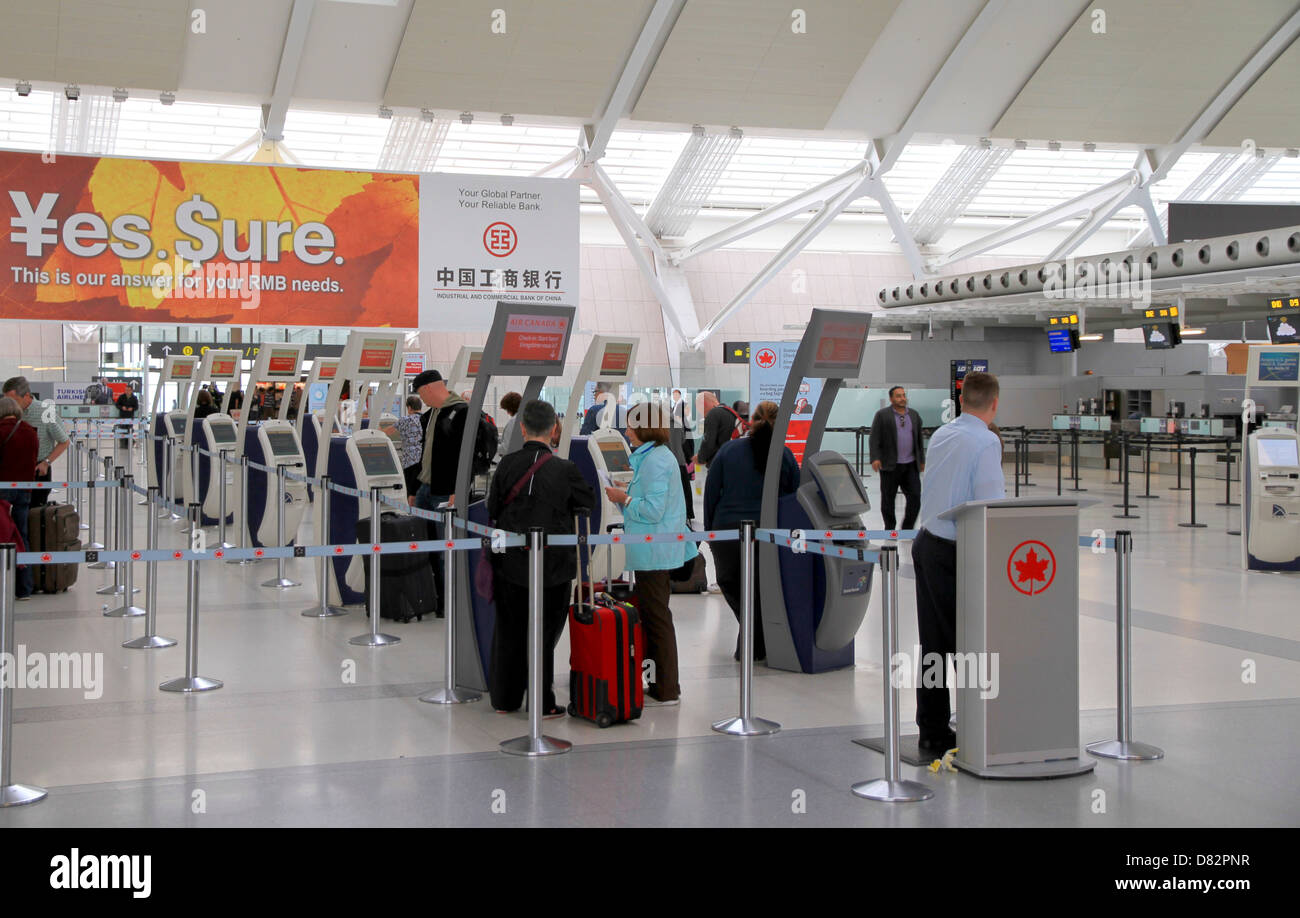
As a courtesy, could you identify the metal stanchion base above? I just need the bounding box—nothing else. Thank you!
[500,734,572,757]
[261,576,302,589]
[1086,739,1164,761]
[952,756,1094,779]
[420,685,482,704]
[1114,512,1141,520]
[1227,529,1241,536]
[159,675,223,693]
[1215,501,1240,508]
[1136,494,1161,500]
[1066,487,1088,492]
[301,604,349,618]
[217,541,236,550]
[226,556,260,565]
[103,604,146,618]
[850,778,933,803]
[1178,522,1207,528]
[88,562,117,572]
[1168,486,1190,492]
[0,783,48,807]
[711,715,781,736]
[85,541,105,551]
[78,521,90,530]
[123,634,177,649]
[348,632,401,646]
[95,583,137,596]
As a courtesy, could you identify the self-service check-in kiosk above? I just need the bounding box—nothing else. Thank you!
[314,332,406,606]
[235,344,307,548]
[297,356,341,498]
[148,355,200,508]
[199,414,238,526]
[340,429,408,595]
[455,302,576,693]
[184,348,242,522]
[1241,345,1300,571]
[938,497,1096,779]
[561,335,640,582]
[760,309,875,674]
[1243,429,1300,572]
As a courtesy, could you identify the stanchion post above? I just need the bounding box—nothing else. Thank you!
[227,455,256,565]
[1068,429,1086,492]
[85,447,104,549]
[1178,447,1206,529]
[1013,437,1020,498]
[1114,432,1139,519]
[1217,443,1238,508]
[349,487,400,646]
[165,437,181,520]
[90,460,117,572]
[501,527,571,756]
[0,544,47,806]
[1087,531,1164,761]
[261,464,301,589]
[1137,434,1159,500]
[105,471,144,615]
[421,507,480,703]
[852,544,932,802]
[713,521,780,736]
[301,474,347,617]
[1170,430,1188,491]
[123,486,176,649]
[72,438,88,528]
[1056,432,1062,496]
[216,448,234,549]
[160,504,222,693]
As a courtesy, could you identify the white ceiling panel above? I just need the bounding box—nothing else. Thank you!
[0,0,190,90]
[384,0,654,117]
[294,0,414,105]
[994,0,1297,146]
[633,0,899,130]
[1204,35,1300,149]
[178,0,292,97]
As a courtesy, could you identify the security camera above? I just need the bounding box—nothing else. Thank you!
[159,91,175,106]
[15,80,31,97]
[64,83,80,101]
[112,87,128,103]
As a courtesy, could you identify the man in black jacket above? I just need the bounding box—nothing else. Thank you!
[869,386,926,531]
[487,400,595,715]
[413,369,469,600]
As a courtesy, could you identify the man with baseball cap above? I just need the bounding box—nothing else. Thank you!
[412,369,470,605]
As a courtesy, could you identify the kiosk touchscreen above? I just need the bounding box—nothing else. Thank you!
[759,309,874,673]
[1242,428,1300,571]
[247,421,310,549]
[184,348,243,517]
[456,302,576,693]
[199,414,239,526]
[339,429,407,595]
[161,410,190,509]
[148,355,199,496]
[314,332,406,606]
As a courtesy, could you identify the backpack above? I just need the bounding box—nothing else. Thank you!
[472,410,498,476]
[724,405,749,440]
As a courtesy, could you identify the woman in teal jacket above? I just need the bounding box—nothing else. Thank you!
[605,403,698,704]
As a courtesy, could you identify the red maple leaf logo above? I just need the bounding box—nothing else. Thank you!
[1014,548,1049,586]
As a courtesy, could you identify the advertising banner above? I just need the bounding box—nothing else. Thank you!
[750,341,824,464]
[419,174,579,331]
[1,151,418,327]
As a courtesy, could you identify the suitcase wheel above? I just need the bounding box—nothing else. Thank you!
[567,703,577,717]
[596,712,613,729]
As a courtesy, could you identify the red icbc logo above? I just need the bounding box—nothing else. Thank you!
[1007,540,1056,596]
[483,222,517,257]
[755,348,778,369]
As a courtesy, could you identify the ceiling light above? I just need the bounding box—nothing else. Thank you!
[1082,141,1096,152]
[15,80,31,97]
[112,87,128,102]
[1287,148,1299,158]
[419,108,434,122]
[500,113,513,126]
[979,137,991,150]
[64,83,80,101]
[1047,140,1061,152]
[729,126,743,139]
[1013,139,1027,150]
[1180,327,1207,336]
[1080,333,1103,342]
[459,111,473,125]
[378,105,393,119]
[159,91,175,105]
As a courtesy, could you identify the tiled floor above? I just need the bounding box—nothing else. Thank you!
[2,460,1296,826]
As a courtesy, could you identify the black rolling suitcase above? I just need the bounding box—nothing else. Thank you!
[359,511,438,622]
[28,502,81,593]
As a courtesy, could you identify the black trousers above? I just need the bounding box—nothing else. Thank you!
[678,463,695,520]
[879,461,921,530]
[711,539,765,660]
[911,529,957,741]
[489,578,570,712]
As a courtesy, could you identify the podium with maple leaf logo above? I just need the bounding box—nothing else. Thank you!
[937,497,1098,779]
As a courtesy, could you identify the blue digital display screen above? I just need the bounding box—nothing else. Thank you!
[1047,328,1077,353]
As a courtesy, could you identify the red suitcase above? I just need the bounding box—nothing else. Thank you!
[568,516,643,727]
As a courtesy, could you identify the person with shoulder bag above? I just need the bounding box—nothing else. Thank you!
[486,400,595,716]
[0,397,39,599]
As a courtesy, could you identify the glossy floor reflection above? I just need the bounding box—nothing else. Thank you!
[1,461,1296,826]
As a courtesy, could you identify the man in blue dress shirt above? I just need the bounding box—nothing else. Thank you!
[911,372,1006,755]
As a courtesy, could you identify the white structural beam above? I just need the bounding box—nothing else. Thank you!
[584,0,683,164]
[877,0,1007,174]
[689,174,872,348]
[668,163,866,264]
[261,0,317,142]
[867,174,929,279]
[532,146,583,178]
[644,125,744,238]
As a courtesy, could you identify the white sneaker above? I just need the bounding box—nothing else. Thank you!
[643,693,679,707]
[707,583,722,593]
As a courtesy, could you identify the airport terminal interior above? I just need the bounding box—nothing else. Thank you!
[0,0,1298,836]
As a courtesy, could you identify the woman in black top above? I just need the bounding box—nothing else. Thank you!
[703,401,798,661]
[194,388,218,419]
